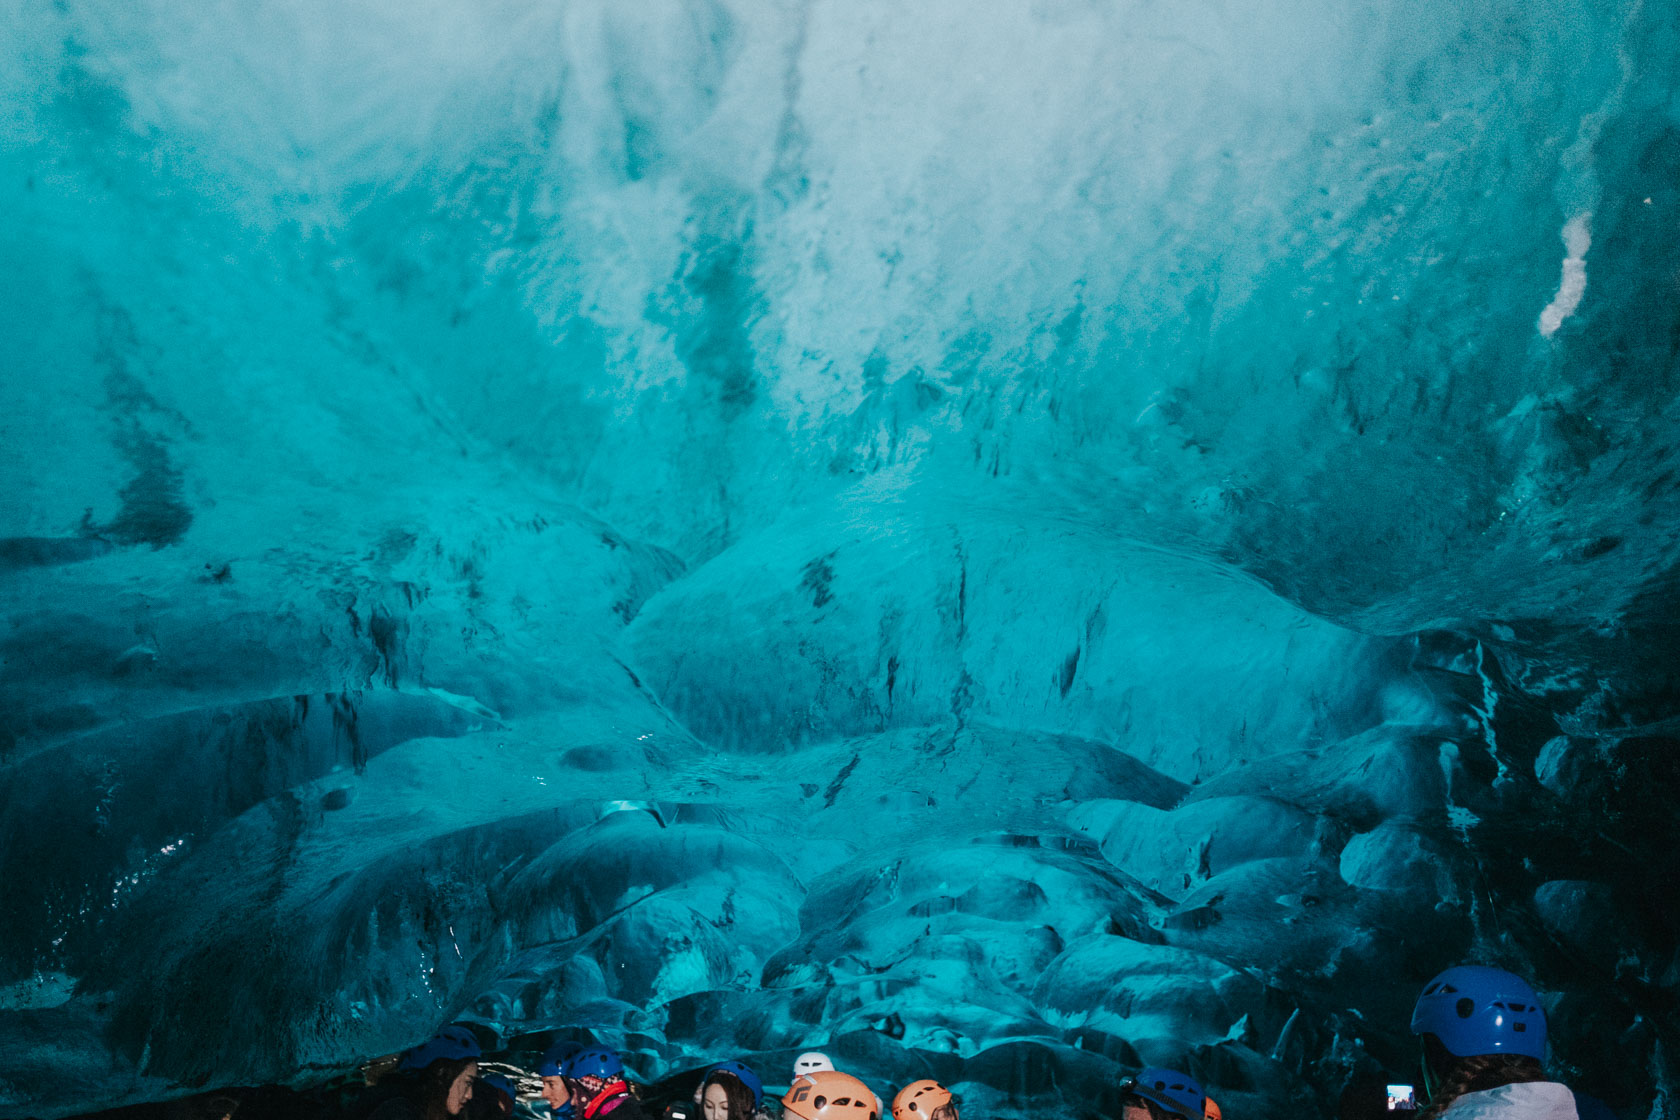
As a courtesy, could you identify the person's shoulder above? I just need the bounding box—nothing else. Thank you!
[1443,1081,1578,1119]
[366,1096,423,1120]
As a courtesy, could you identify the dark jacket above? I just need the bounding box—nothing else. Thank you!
[366,1098,424,1120]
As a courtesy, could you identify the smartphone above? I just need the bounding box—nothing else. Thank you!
[1386,1085,1417,1111]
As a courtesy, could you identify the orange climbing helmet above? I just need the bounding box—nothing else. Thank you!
[783,1071,879,1120]
[1204,1096,1222,1120]
[891,1081,954,1120]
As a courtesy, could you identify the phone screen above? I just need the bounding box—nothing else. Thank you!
[1386,1085,1417,1111]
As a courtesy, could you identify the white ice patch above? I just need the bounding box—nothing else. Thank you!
[1538,213,1591,338]
[0,971,75,1011]
[1447,804,1481,830]
[424,686,503,722]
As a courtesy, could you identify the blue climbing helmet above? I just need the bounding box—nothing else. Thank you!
[1411,964,1547,1060]
[562,1045,626,1084]
[481,1074,517,1105]
[540,1040,585,1078]
[1122,1068,1205,1120]
[399,1025,482,1071]
[703,1061,765,1109]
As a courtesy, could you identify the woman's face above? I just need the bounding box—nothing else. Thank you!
[1121,1106,1154,1120]
[543,1076,571,1110]
[931,1105,958,1120]
[446,1063,478,1116]
[703,1082,733,1120]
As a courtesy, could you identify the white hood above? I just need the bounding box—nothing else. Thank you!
[1442,1081,1578,1120]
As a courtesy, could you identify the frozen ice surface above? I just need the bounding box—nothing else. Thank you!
[2,0,1679,1116]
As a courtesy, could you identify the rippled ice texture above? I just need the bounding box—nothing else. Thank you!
[2,1,1679,1117]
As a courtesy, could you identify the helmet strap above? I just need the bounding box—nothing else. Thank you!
[1420,1038,1441,1104]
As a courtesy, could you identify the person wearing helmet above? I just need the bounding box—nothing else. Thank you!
[1117,1068,1205,1120]
[692,1061,764,1120]
[563,1045,650,1120]
[891,1080,957,1120]
[781,1071,878,1120]
[368,1026,483,1120]
[1410,964,1611,1119]
[541,1041,585,1119]
[792,1054,835,1078]
[1202,1096,1221,1120]
[470,1074,517,1120]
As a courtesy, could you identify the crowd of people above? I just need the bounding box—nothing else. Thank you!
[361,965,1614,1120]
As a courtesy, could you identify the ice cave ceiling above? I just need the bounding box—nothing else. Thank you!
[2,0,1679,1117]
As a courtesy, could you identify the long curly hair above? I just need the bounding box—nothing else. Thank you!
[1418,1047,1547,1118]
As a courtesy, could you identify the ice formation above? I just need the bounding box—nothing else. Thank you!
[1,0,1678,1117]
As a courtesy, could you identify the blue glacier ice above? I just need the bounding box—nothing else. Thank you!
[1,0,1679,1117]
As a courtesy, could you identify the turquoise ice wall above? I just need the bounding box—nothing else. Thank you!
[2,1,1679,1116]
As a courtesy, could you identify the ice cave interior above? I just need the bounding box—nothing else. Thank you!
[2,1,1679,1117]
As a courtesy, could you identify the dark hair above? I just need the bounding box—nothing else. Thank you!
[1418,1036,1546,1119]
[1119,1094,1179,1120]
[411,1056,480,1120]
[700,1071,757,1120]
[169,1091,241,1120]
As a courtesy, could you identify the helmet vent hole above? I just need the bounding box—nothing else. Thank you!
[814,1098,827,1110]
[1456,997,1476,1018]
[1515,1023,1527,1032]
